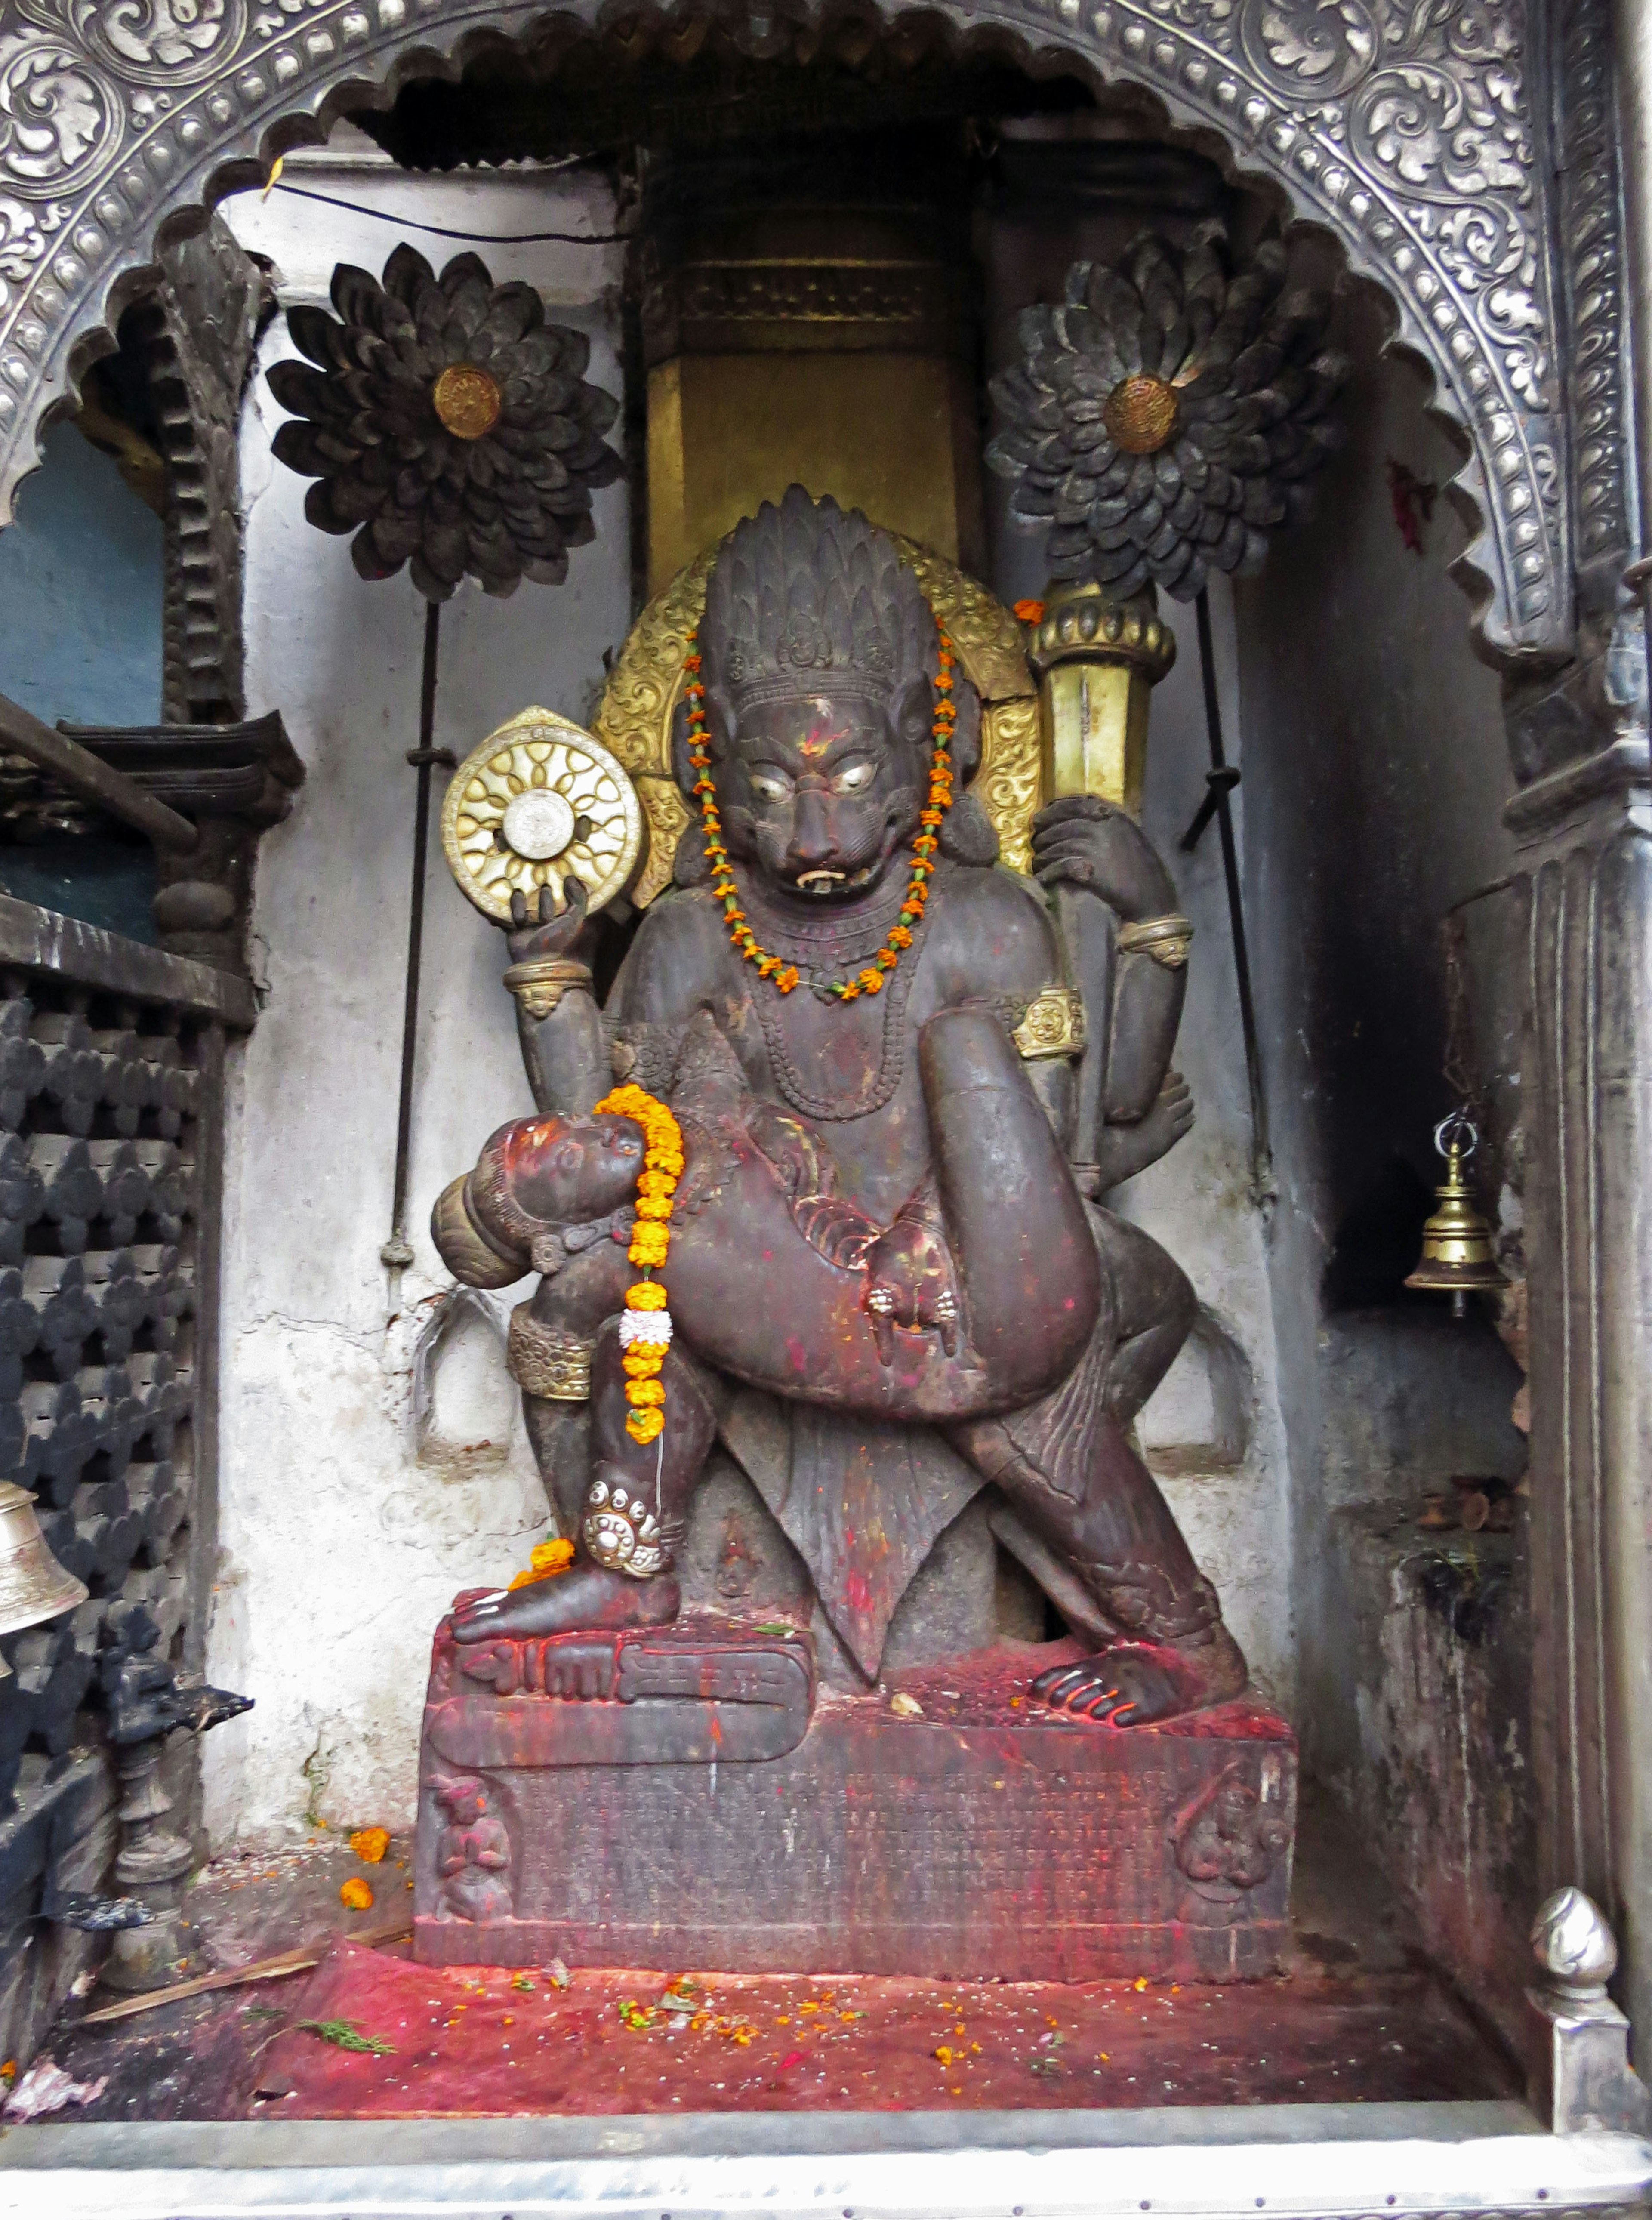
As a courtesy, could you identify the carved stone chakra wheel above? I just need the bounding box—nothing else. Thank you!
[441,709,645,924]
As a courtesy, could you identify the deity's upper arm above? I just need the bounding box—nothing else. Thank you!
[929,867,1062,1009]
[608,888,732,1031]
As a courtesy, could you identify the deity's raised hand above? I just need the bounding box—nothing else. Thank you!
[506,876,594,967]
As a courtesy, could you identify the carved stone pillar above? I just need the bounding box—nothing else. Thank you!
[1508,737,1652,2058]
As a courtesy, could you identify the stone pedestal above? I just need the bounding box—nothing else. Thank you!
[414,1612,1296,1981]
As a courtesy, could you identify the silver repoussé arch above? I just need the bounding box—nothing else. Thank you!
[0,0,1562,666]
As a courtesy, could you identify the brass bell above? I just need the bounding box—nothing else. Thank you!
[0,1481,88,1676]
[1406,1114,1508,1319]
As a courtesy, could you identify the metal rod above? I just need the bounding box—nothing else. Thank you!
[0,690,198,854]
[1179,764,1242,854]
[77,1917,413,2026]
[382,600,441,1272]
[1193,589,1271,1191]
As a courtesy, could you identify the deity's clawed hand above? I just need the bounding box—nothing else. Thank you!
[506,875,594,965]
[1031,795,1175,924]
[862,1215,962,1365]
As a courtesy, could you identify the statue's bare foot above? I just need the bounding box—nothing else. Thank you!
[1031,1624,1248,1726]
[451,1565,681,1643]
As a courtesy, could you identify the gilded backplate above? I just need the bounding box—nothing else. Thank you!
[441,709,645,925]
[592,535,1040,906]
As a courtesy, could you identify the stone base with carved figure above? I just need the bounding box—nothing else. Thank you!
[413,1612,1296,1981]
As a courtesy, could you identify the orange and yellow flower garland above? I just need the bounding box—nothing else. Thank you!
[682,624,958,1001]
[592,1081,684,1445]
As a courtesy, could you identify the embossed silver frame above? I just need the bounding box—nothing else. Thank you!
[0,2101,1650,2219]
[0,0,1586,668]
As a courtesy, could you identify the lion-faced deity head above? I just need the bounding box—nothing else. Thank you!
[679,486,984,903]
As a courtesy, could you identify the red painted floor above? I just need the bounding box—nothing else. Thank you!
[44,1793,1521,2123]
[243,1941,1515,2118]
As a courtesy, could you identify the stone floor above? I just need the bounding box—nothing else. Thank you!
[31,1783,1521,2123]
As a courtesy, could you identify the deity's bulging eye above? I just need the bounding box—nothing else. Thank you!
[831,758,877,797]
[747,768,793,805]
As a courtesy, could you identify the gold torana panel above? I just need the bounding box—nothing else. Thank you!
[648,353,977,595]
[641,196,983,598]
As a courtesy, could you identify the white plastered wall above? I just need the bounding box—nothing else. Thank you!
[207,137,632,1847]
[206,136,1293,1849]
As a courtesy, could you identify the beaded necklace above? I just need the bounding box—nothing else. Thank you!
[682,624,958,1001]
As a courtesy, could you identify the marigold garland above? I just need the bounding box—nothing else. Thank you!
[682,621,958,999]
[592,1082,684,1444]
[507,1536,576,1591]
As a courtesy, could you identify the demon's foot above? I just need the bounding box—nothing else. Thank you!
[1032,1622,1248,1726]
[451,1563,681,1643]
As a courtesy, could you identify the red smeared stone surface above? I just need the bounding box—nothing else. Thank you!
[873,1641,1291,1737]
[417,1631,1300,1982]
[252,1941,1518,2119]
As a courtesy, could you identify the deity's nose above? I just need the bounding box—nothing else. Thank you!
[788,784,837,868]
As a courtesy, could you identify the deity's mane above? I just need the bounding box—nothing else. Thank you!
[701,485,937,712]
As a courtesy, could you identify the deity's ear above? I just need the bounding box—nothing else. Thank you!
[671,683,737,795]
[673,836,711,888]
[890,670,934,763]
[939,790,999,866]
[937,670,993,863]
[949,670,983,786]
[669,694,696,796]
[667,698,712,886]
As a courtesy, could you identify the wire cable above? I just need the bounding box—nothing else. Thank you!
[264,177,630,246]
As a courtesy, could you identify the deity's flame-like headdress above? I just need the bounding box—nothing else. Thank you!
[702,486,939,713]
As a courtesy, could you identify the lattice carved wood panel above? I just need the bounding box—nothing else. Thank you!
[0,971,214,1810]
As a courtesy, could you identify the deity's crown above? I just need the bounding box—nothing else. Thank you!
[702,485,938,712]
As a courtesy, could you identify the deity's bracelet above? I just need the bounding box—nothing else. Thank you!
[1116,913,1193,970]
[503,956,594,1019]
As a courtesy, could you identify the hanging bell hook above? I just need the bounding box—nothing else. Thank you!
[1405,1110,1508,1319]
[1435,1107,1477,1159]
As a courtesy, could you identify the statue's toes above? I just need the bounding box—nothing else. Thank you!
[1033,1650,1188,1725]
[1094,1658,1184,1726]
[451,1601,505,1643]
[1068,1677,1128,1720]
